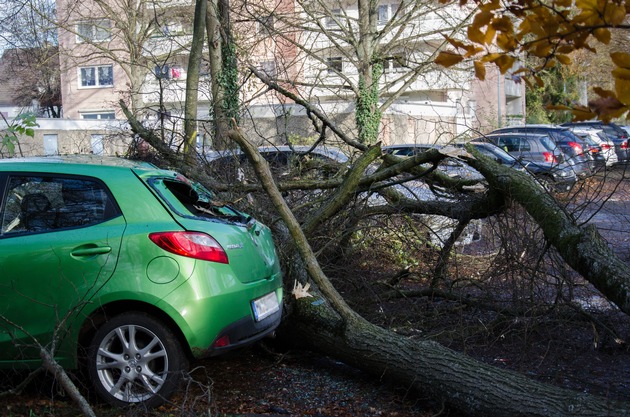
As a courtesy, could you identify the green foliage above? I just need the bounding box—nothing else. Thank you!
[525,66,579,124]
[1,112,38,156]
[356,64,382,144]
[220,41,240,122]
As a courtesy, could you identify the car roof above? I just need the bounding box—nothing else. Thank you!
[493,124,569,131]
[383,143,440,147]
[482,132,551,138]
[0,155,157,169]
[204,145,350,163]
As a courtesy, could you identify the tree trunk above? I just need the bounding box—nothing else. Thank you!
[228,126,630,417]
[183,0,208,160]
[287,298,628,417]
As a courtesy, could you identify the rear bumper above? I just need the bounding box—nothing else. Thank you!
[196,304,283,358]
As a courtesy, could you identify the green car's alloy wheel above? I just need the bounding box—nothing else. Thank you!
[88,312,188,408]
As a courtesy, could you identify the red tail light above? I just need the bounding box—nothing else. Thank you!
[149,231,229,264]
[543,152,558,163]
[622,141,628,150]
[568,141,583,154]
[212,335,231,348]
[601,144,611,150]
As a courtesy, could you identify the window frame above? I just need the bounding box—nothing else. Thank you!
[326,56,343,74]
[80,112,116,120]
[78,65,114,88]
[76,19,112,43]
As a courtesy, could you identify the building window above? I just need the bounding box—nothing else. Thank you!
[79,65,113,88]
[260,61,276,77]
[327,57,343,74]
[81,112,116,120]
[154,64,186,80]
[43,134,58,156]
[91,134,104,155]
[258,15,274,35]
[377,3,399,25]
[385,54,406,71]
[326,9,342,28]
[76,20,111,43]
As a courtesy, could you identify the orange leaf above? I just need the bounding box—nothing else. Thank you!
[495,55,515,73]
[468,26,486,44]
[484,26,497,44]
[604,3,627,25]
[491,16,514,33]
[613,68,630,105]
[474,61,486,80]
[435,51,464,67]
[556,54,571,65]
[444,36,469,50]
[593,28,611,44]
[611,52,630,69]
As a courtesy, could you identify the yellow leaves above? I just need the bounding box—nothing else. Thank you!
[612,68,630,106]
[481,53,515,73]
[604,2,627,25]
[593,28,611,44]
[556,54,571,65]
[496,33,517,51]
[435,51,464,67]
[611,52,630,69]
[474,61,486,80]
[467,26,488,45]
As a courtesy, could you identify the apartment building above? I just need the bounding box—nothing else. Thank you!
[55,0,524,149]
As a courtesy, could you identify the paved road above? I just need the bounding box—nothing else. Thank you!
[574,168,630,261]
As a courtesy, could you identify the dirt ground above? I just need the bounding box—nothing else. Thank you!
[4,169,630,417]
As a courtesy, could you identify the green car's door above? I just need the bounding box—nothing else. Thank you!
[0,174,125,365]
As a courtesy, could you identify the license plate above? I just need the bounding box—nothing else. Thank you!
[252,292,280,322]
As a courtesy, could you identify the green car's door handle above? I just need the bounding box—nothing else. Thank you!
[71,246,112,257]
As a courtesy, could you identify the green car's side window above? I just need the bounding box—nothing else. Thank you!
[1,175,119,235]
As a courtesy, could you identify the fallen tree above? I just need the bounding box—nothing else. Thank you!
[226,125,630,417]
[122,98,630,415]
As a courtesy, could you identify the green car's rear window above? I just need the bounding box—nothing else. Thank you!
[149,178,246,223]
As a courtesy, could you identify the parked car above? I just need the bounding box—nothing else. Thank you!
[561,121,629,163]
[569,128,618,167]
[382,143,485,181]
[490,125,595,177]
[466,141,578,191]
[206,145,351,183]
[0,156,283,408]
[474,132,565,164]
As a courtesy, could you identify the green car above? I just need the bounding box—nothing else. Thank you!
[0,155,283,407]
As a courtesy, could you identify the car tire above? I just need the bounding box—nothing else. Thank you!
[87,312,188,408]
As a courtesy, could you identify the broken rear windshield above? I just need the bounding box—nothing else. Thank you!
[149,177,247,223]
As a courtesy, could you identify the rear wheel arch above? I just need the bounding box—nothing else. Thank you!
[77,300,193,364]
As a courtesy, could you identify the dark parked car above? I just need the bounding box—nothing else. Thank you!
[466,141,578,192]
[0,156,283,408]
[474,132,565,164]
[490,125,594,178]
[382,143,484,181]
[206,145,350,183]
[561,121,629,163]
